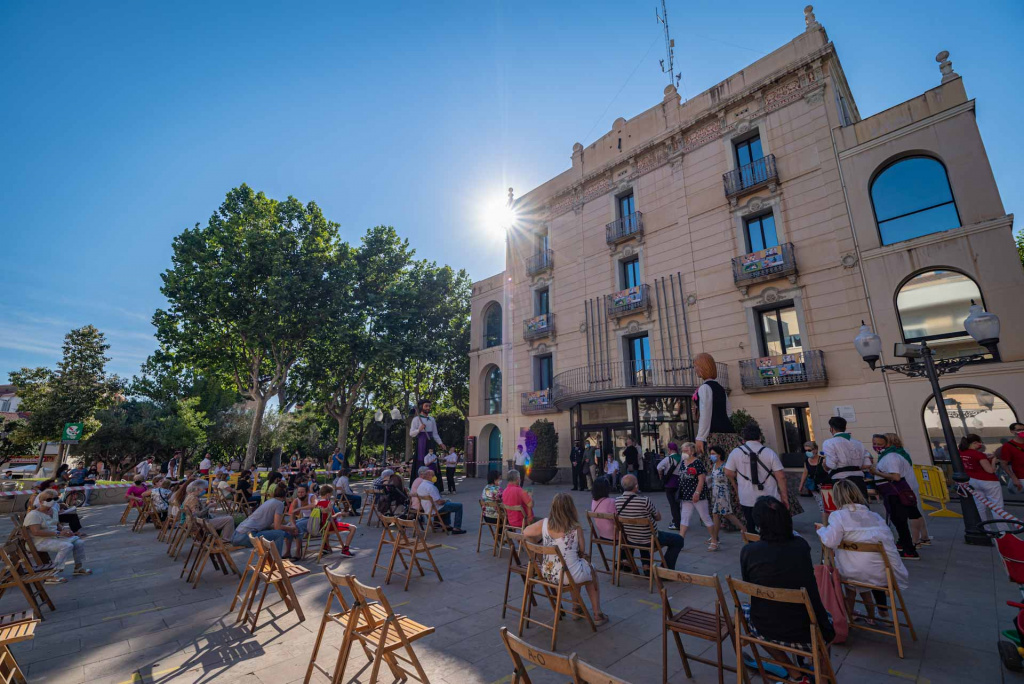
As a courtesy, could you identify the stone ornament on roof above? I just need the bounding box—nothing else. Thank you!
[804,5,821,32]
[936,50,959,83]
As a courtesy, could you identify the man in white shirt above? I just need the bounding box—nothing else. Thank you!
[214,463,229,477]
[332,468,362,514]
[514,445,529,484]
[724,424,788,532]
[444,449,459,494]
[199,454,213,475]
[415,469,466,534]
[135,458,153,481]
[604,456,621,491]
[821,416,872,498]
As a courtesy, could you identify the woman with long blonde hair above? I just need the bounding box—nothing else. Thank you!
[523,493,608,625]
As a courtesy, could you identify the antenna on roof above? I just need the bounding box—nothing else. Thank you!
[656,0,681,91]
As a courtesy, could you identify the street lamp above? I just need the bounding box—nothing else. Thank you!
[853,304,1001,547]
[374,408,403,469]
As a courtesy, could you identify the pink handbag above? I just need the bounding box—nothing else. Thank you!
[814,563,849,644]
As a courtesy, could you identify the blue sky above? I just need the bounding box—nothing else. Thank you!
[1,1,1021,379]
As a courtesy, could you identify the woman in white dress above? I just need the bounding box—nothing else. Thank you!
[816,479,909,625]
[523,493,609,626]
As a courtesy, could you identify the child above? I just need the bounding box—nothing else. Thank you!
[707,445,744,551]
[314,485,356,558]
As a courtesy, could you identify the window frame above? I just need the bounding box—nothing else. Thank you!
[535,288,550,316]
[482,302,502,349]
[621,257,640,290]
[617,191,635,220]
[743,212,779,253]
[535,354,553,391]
[756,301,802,357]
[869,155,961,246]
[894,267,988,345]
[484,365,502,415]
[734,133,763,168]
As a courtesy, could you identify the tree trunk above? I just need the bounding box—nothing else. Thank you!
[335,414,350,453]
[243,395,269,470]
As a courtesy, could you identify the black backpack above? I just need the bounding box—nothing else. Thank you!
[737,444,770,491]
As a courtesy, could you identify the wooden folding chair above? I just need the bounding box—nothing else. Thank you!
[0,611,38,684]
[476,500,503,555]
[498,504,527,558]
[386,518,443,591]
[741,531,761,544]
[655,568,745,684]
[517,540,596,650]
[0,543,56,620]
[585,511,618,579]
[5,515,26,545]
[727,577,837,684]
[415,495,449,536]
[187,520,242,589]
[229,536,301,617]
[9,527,50,572]
[179,512,210,580]
[156,507,176,542]
[573,657,631,684]
[370,516,405,579]
[335,491,355,518]
[501,533,538,620]
[358,488,381,526]
[238,536,309,633]
[132,497,162,533]
[615,516,666,593]
[167,510,195,560]
[303,566,384,684]
[118,501,135,525]
[343,575,435,684]
[829,541,916,658]
[500,625,576,683]
[310,507,354,564]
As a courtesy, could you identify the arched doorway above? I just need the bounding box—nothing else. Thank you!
[482,424,503,472]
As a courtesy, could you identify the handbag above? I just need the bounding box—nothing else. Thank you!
[877,478,917,508]
[814,564,849,644]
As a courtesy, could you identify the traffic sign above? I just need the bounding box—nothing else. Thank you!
[62,422,84,444]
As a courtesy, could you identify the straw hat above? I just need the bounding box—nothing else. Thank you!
[693,353,717,380]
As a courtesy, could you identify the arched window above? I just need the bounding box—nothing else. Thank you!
[485,366,502,415]
[922,385,1018,463]
[896,269,985,358]
[483,303,502,348]
[871,156,960,245]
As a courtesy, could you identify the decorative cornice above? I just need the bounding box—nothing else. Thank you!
[860,214,1014,261]
[837,100,975,160]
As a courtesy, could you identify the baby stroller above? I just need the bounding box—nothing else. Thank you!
[375,483,411,519]
[979,515,1024,671]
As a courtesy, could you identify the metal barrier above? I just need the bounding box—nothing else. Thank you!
[914,464,962,518]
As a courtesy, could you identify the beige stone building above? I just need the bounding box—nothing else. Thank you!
[466,8,1022,479]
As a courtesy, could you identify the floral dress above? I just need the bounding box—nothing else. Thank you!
[709,467,733,515]
[541,519,592,585]
[481,484,502,520]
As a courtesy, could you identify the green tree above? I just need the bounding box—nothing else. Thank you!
[8,325,122,469]
[0,416,37,467]
[1016,228,1024,269]
[155,185,341,469]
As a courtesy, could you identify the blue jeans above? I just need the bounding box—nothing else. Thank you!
[232,529,289,554]
[295,518,310,536]
[439,502,463,529]
[343,493,362,512]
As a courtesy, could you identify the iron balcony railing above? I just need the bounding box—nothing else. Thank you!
[525,249,553,276]
[521,389,558,414]
[551,358,729,409]
[605,211,644,244]
[723,154,777,197]
[732,242,797,287]
[523,313,555,341]
[606,284,650,318]
[738,349,827,393]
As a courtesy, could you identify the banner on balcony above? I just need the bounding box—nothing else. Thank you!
[611,286,643,308]
[525,389,551,408]
[740,246,783,275]
[755,353,804,378]
[524,315,549,334]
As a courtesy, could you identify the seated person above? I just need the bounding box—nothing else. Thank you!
[741,496,835,678]
[183,480,235,541]
[234,473,261,506]
[371,468,394,491]
[589,476,616,540]
[501,469,534,529]
[149,477,174,521]
[615,474,683,570]
[378,473,410,517]
[313,485,356,557]
[288,484,317,536]
[332,468,362,514]
[25,491,90,582]
[409,467,429,515]
[231,485,301,559]
[481,470,503,524]
[215,473,234,499]
[416,469,467,534]
[125,477,148,509]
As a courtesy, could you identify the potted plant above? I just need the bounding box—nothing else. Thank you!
[526,419,559,485]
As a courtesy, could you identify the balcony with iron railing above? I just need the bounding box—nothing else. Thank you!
[723,154,778,198]
[525,249,553,276]
[732,242,797,289]
[606,284,650,318]
[606,211,644,245]
[738,349,827,393]
[550,358,729,409]
[521,389,558,414]
[523,313,555,341]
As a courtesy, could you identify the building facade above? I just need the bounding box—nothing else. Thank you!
[467,9,1022,478]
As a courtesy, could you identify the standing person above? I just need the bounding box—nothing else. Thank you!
[570,441,584,491]
[330,448,345,473]
[798,441,830,525]
[623,438,640,484]
[959,433,1005,529]
[83,461,99,506]
[657,443,683,530]
[513,445,528,484]
[444,448,459,494]
[708,445,744,550]
[409,399,445,489]
[724,424,788,533]
[693,353,741,457]
[583,442,597,491]
[822,416,872,499]
[167,452,180,479]
[604,453,620,492]
[869,434,921,559]
[199,453,212,476]
[878,433,932,546]
[995,422,1024,492]
[135,457,153,482]
[615,474,685,570]
[523,493,609,625]
[676,442,713,544]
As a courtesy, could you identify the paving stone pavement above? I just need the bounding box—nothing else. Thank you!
[2,478,1017,683]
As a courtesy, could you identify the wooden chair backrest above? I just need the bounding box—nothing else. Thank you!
[836,539,896,577]
[505,532,527,567]
[727,577,819,624]
[655,567,734,634]
[394,516,422,542]
[0,541,29,576]
[523,540,574,587]
[502,504,526,530]
[741,531,761,544]
[322,565,354,614]
[257,535,289,580]
[573,658,631,684]
[499,626,576,677]
[616,516,657,548]
[586,511,616,540]
[345,574,395,627]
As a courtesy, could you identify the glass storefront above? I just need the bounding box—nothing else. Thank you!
[573,395,696,462]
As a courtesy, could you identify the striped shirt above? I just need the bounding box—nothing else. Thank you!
[614,493,657,545]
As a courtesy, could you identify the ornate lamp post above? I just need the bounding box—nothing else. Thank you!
[853,301,1001,547]
[374,408,403,469]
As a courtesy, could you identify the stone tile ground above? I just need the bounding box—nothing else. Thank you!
[2,479,1017,684]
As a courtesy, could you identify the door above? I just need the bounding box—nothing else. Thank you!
[627,334,652,386]
[487,427,503,471]
[777,406,814,467]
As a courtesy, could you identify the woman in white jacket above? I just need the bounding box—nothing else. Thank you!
[816,479,909,625]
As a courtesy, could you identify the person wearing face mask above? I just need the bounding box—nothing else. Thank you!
[822,416,873,499]
[24,492,90,582]
[798,441,829,525]
[995,422,1024,493]
[707,445,743,550]
[869,433,922,559]
[959,432,1005,529]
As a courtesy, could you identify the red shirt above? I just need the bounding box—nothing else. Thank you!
[999,440,1024,479]
[501,484,531,527]
[961,449,998,481]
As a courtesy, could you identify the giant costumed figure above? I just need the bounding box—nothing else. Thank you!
[693,353,740,457]
[408,399,445,488]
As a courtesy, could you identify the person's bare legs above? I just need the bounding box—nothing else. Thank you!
[584,574,605,621]
[711,513,722,545]
[912,516,930,543]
